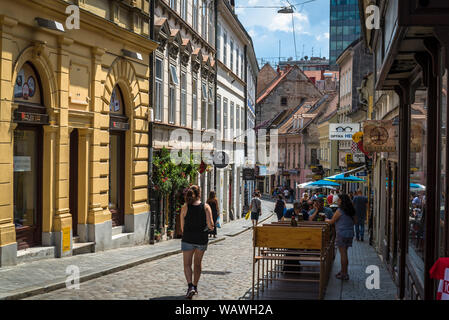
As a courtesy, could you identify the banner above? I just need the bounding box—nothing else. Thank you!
[363,120,396,152]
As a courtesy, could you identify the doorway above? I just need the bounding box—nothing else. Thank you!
[13,126,42,250]
[109,132,125,227]
[69,129,79,236]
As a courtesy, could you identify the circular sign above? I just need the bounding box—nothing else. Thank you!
[352,131,363,143]
[369,127,389,145]
[213,151,229,169]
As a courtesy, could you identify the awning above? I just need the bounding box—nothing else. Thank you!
[341,165,366,176]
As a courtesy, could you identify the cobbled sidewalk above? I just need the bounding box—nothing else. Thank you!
[0,201,276,300]
[324,236,398,300]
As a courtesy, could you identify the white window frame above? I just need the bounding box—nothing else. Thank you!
[180,70,187,126]
[155,57,163,121]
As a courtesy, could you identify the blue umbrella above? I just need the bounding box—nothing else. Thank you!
[325,173,366,183]
[308,179,341,187]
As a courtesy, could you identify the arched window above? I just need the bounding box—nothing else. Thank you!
[109,86,125,116]
[14,62,42,105]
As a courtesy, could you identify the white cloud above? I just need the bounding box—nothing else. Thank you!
[268,12,309,33]
[316,32,330,41]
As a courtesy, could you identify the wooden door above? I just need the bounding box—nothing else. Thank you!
[69,129,79,236]
[109,132,125,227]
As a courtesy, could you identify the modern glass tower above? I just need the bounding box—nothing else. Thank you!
[329,0,361,69]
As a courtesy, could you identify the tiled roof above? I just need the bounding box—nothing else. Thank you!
[256,65,294,105]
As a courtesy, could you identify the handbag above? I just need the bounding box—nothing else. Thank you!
[216,217,221,228]
[245,211,251,220]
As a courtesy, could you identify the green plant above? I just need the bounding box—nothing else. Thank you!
[152,147,200,196]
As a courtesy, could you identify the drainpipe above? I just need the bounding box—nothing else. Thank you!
[148,0,156,245]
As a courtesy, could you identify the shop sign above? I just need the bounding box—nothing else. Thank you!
[356,171,367,177]
[110,121,129,131]
[14,111,48,124]
[329,123,361,141]
[62,227,71,253]
[353,153,365,163]
[243,168,255,180]
[13,156,31,172]
[411,123,423,152]
[363,120,396,152]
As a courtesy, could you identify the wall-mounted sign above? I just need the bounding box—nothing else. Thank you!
[62,227,71,253]
[329,123,361,140]
[13,111,48,125]
[110,120,129,131]
[363,120,396,152]
[213,151,229,169]
[13,156,31,172]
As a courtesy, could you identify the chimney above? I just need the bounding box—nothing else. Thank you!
[277,65,281,74]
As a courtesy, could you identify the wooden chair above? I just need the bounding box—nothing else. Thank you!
[251,225,334,300]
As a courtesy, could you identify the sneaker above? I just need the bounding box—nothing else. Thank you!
[186,285,195,299]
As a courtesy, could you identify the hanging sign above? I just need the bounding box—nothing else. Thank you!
[243,168,255,180]
[329,123,361,140]
[363,120,396,152]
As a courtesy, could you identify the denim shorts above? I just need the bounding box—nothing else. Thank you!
[181,241,208,251]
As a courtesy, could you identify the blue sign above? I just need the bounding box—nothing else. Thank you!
[356,171,367,177]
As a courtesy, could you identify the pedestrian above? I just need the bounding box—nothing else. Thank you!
[327,192,334,206]
[180,185,214,299]
[289,187,294,203]
[250,191,262,227]
[206,190,219,238]
[325,194,356,281]
[308,198,334,221]
[283,201,307,222]
[284,188,290,201]
[274,194,286,222]
[352,190,368,241]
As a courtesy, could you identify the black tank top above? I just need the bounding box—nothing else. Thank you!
[182,203,209,245]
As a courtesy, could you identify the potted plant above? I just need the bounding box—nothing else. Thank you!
[167,229,174,238]
[154,231,161,242]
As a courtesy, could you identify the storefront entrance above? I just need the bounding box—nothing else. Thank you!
[109,86,128,227]
[13,127,42,250]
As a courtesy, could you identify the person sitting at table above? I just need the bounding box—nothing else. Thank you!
[308,198,334,221]
[283,201,302,222]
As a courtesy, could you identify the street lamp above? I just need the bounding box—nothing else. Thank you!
[277,6,294,14]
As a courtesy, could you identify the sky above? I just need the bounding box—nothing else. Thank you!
[235,0,330,67]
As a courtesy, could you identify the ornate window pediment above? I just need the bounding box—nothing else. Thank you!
[154,17,170,51]
[181,39,192,66]
[191,47,201,73]
[168,29,182,59]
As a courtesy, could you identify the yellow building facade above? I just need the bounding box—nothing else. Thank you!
[0,0,158,266]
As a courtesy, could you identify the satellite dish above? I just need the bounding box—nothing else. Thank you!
[213,151,229,169]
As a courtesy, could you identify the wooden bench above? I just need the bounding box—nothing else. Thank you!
[252,225,334,300]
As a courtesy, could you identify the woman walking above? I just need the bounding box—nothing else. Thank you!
[249,191,262,227]
[274,194,286,222]
[206,191,219,238]
[325,194,355,281]
[180,185,214,299]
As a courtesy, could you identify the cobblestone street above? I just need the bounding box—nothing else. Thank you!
[26,201,278,300]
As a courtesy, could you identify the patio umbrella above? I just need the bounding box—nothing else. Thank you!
[325,173,366,183]
[308,180,341,187]
[410,183,426,191]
